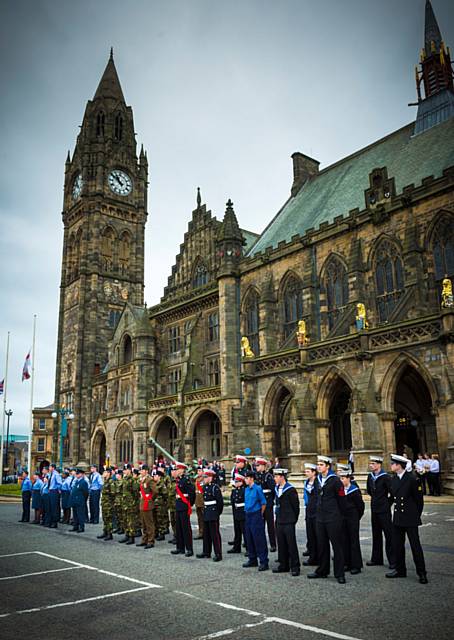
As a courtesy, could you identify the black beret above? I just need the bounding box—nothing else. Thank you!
[124,463,132,470]
[141,464,149,471]
[245,470,256,478]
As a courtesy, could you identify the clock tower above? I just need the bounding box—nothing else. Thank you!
[54,50,148,465]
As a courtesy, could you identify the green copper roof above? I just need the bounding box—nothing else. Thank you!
[249,117,454,256]
[241,228,260,252]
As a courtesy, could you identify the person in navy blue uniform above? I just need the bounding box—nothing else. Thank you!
[60,470,73,524]
[254,457,276,553]
[366,455,394,568]
[386,454,428,584]
[31,472,44,524]
[308,455,346,584]
[19,471,32,522]
[272,468,300,576]
[303,462,319,566]
[243,470,269,571]
[88,463,104,524]
[171,462,195,557]
[227,473,247,554]
[338,467,364,574]
[196,469,224,561]
[48,463,62,528]
[70,468,89,532]
[40,466,51,527]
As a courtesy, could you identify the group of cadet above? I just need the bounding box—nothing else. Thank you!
[19,450,429,584]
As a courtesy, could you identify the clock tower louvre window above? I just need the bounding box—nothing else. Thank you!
[96,111,105,137]
[114,113,123,141]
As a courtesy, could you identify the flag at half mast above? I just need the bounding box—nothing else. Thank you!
[22,351,31,381]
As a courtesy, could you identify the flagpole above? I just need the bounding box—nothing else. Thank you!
[27,316,37,472]
[0,331,10,484]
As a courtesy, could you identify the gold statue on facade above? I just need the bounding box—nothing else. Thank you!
[241,336,255,358]
[355,303,369,330]
[441,276,454,308]
[297,319,309,347]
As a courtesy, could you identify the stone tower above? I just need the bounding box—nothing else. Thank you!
[54,51,148,466]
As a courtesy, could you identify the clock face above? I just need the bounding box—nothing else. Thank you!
[72,173,83,200]
[108,169,132,196]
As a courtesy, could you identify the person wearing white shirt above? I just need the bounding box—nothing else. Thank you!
[428,454,441,496]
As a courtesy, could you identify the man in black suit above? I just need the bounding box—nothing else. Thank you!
[366,455,394,568]
[272,468,300,577]
[386,454,428,584]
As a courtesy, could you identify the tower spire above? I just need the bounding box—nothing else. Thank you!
[93,51,125,103]
[424,1,443,56]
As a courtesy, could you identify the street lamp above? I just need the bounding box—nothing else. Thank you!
[51,407,75,469]
[3,409,12,482]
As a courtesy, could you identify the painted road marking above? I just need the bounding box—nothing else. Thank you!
[0,551,36,559]
[0,566,83,581]
[192,620,270,639]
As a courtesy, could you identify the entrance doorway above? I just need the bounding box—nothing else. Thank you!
[329,379,352,454]
[154,417,178,462]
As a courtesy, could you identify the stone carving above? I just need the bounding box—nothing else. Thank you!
[297,319,309,347]
[241,336,255,358]
[441,276,454,308]
[355,303,369,330]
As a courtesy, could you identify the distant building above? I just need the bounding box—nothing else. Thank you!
[31,404,55,471]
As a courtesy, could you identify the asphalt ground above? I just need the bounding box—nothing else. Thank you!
[1,502,453,640]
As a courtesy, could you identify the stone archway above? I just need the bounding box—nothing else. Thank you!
[154,416,179,461]
[262,379,294,460]
[91,429,107,469]
[192,410,222,462]
[394,366,437,460]
[328,378,352,455]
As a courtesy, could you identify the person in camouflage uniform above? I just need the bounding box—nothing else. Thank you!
[167,466,177,544]
[97,467,115,541]
[132,468,142,536]
[152,468,168,540]
[119,464,140,545]
[113,469,124,534]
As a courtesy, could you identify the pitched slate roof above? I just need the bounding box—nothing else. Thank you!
[249,117,454,256]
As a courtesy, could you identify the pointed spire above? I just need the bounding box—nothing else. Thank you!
[196,187,202,209]
[65,150,71,164]
[93,50,125,102]
[425,1,443,56]
[218,199,244,243]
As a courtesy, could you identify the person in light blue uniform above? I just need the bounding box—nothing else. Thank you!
[31,472,44,523]
[19,471,32,522]
[60,470,73,524]
[242,470,269,571]
[70,468,89,532]
[40,466,51,527]
[88,464,104,524]
[48,463,62,528]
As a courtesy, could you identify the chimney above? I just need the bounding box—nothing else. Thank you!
[291,152,320,196]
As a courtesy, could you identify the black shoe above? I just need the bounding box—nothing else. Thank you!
[156,534,165,541]
[77,528,84,533]
[307,572,327,579]
[385,570,406,578]
[118,536,129,543]
[195,535,204,540]
[97,533,107,539]
[227,549,241,554]
[302,551,310,557]
[337,576,346,584]
[258,564,269,572]
[303,560,318,566]
[291,569,300,577]
[228,541,235,545]
[145,544,154,549]
[50,524,57,529]
[243,561,258,568]
[171,549,184,555]
[272,566,288,574]
[350,568,361,575]
[18,519,24,522]
[269,547,276,553]
[136,542,146,547]
[212,556,222,562]
[366,561,383,566]
[168,538,177,544]
[196,553,210,559]
[104,534,113,540]
[419,573,428,584]
[185,551,194,557]
[70,527,78,532]
[126,538,135,545]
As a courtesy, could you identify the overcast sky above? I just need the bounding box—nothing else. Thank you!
[1,0,453,436]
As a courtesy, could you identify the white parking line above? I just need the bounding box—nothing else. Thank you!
[0,551,36,559]
[269,616,365,640]
[0,566,83,581]
[192,619,270,639]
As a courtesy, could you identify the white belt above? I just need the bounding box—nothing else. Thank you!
[204,500,217,506]
[176,494,188,499]
[263,489,271,493]
[235,502,245,507]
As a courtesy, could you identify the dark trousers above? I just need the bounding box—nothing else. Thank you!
[305,516,318,563]
[21,491,31,521]
[73,504,86,531]
[428,473,441,496]
[264,504,276,548]
[392,525,426,576]
[49,490,59,525]
[245,510,268,566]
[343,516,363,570]
[203,519,222,558]
[89,490,101,523]
[41,494,51,526]
[62,508,71,524]
[370,510,394,565]
[34,508,42,523]
[276,522,300,570]
[232,518,246,552]
[175,510,193,552]
[316,519,345,579]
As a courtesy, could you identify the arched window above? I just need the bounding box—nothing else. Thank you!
[119,231,131,274]
[66,234,75,281]
[432,217,454,281]
[114,113,123,140]
[244,290,260,355]
[101,227,115,271]
[123,335,133,364]
[117,424,133,465]
[374,240,404,322]
[210,417,221,458]
[96,111,105,137]
[324,257,349,330]
[282,275,303,339]
[329,381,352,452]
[193,261,208,288]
